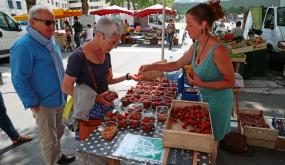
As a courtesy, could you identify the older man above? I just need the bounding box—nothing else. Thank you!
[10,5,74,165]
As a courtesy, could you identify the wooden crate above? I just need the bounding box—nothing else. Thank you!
[275,136,285,151]
[253,43,267,51]
[238,108,278,141]
[247,138,276,149]
[163,100,217,154]
[162,148,214,165]
[231,46,253,54]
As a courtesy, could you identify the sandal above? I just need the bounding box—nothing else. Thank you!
[12,135,33,145]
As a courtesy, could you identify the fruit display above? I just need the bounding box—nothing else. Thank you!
[104,91,118,102]
[239,113,269,128]
[274,118,285,136]
[121,79,177,108]
[170,105,212,134]
[127,103,144,114]
[104,111,117,121]
[141,109,156,131]
[101,121,118,141]
[156,106,169,122]
[128,113,141,128]
[115,113,128,128]
[141,116,155,131]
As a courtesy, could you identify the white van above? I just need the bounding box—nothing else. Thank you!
[261,6,285,53]
[244,6,285,53]
[0,9,24,59]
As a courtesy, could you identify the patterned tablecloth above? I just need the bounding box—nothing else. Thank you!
[76,117,212,165]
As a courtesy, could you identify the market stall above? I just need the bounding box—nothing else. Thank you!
[75,79,215,165]
[226,36,268,79]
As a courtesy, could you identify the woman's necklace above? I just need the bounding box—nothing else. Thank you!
[196,36,210,65]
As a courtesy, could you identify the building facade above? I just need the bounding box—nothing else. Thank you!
[68,0,108,13]
[0,0,27,16]
[1,0,108,16]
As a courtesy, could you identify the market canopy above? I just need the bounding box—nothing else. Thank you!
[13,14,28,21]
[52,9,82,19]
[135,4,176,17]
[90,5,134,16]
[13,9,82,21]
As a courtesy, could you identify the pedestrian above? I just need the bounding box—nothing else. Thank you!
[61,17,140,140]
[119,20,126,43]
[64,20,73,51]
[167,19,176,50]
[85,24,93,42]
[72,16,83,48]
[10,5,75,165]
[231,21,244,39]
[139,1,235,142]
[0,92,32,145]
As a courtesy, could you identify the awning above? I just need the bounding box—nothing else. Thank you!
[90,5,134,16]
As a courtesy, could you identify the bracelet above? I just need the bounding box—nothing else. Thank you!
[126,73,131,80]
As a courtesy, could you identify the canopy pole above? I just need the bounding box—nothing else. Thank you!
[161,0,166,60]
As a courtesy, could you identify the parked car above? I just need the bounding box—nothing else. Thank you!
[0,9,24,59]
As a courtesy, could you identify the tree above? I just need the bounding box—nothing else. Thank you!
[25,0,36,12]
[81,0,89,14]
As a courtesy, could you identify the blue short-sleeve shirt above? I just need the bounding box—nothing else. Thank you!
[65,47,111,93]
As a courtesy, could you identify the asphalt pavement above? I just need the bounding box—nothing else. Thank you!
[1,37,285,164]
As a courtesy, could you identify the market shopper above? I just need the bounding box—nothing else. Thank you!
[139,1,235,141]
[0,92,32,145]
[10,5,75,165]
[167,19,176,50]
[85,24,94,42]
[64,20,73,51]
[72,16,83,48]
[231,21,244,39]
[61,17,140,140]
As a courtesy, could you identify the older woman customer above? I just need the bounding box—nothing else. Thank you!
[61,17,140,140]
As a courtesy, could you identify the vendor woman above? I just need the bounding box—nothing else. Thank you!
[139,1,235,141]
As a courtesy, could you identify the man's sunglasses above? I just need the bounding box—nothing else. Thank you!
[33,18,56,26]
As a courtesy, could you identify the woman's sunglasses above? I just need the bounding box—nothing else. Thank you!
[33,18,56,26]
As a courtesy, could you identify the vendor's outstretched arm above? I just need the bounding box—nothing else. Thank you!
[139,46,194,73]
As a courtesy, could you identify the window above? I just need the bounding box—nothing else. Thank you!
[277,7,285,26]
[16,1,22,9]
[7,0,14,9]
[0,12,18,31]
[264,8,274,29]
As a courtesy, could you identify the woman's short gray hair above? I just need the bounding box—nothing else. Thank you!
[96,17,121,38]
[28,5,50,19]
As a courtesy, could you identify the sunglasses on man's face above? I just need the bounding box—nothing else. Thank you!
[33,18,56,26]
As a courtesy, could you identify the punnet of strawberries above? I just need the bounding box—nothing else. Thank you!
[170,105,212,134]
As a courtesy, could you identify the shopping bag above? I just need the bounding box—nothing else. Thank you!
[79,119,102,140]
[63,96,74,125]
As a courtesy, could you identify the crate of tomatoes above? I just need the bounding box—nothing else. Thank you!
[163,100,216,154]
[238,108,278,149]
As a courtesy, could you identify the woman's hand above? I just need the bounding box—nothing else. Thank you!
[95,91,113,106]
[128,73,143,81]
[187,72,202,87]
[138,64,152,74]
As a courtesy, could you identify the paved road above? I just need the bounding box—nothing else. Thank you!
[1,39,285,164]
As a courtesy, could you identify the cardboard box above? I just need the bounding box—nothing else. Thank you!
[247,138,276,149]
[163,100,216,154]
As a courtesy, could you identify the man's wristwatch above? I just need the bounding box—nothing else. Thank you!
[126,73,131,80]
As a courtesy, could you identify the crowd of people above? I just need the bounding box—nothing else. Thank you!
[2,1,238,164]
